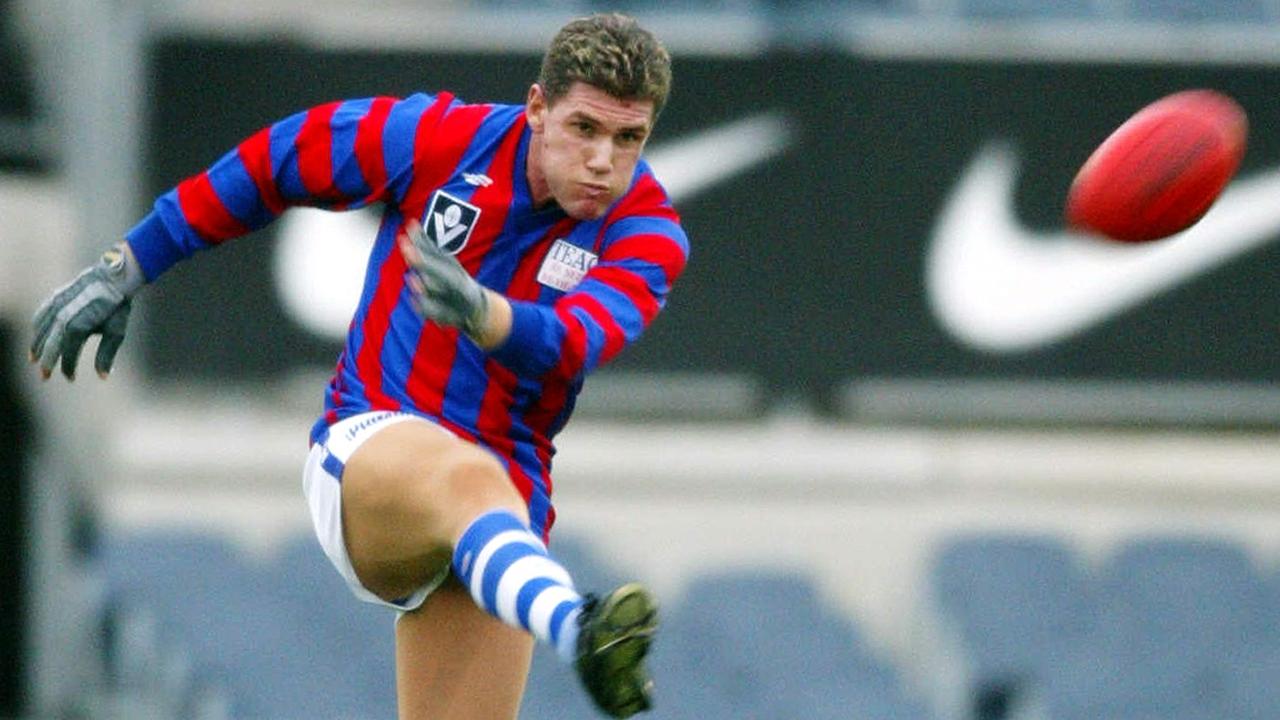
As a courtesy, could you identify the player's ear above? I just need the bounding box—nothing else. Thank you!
[526,84,546,132]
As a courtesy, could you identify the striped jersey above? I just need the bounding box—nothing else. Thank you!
[124,92,690,537]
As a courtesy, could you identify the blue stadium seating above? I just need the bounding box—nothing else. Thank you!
[1123,0,1271,23]
[1036,627,1230,720]
[476,0,1280,24]
[958,0,1099,20]
[926,532,1280,720]
[100,530,398,720]
[1223,640,1280,720]
[111,527,1280,720]
[269,537,398,719]
[1096,535,1271,656]
[98,529,253,604]
[767,0,910,12]
[1026,535,1275,720]
[928,533,1096,718]
[653,570,930,720]
[103,530,667,720]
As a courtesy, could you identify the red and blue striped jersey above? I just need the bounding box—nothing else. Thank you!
[124,92,690,536]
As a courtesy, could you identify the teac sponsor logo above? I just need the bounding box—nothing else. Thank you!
[537,239,599,292]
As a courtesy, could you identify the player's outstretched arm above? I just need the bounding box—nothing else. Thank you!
[29,241,145,381]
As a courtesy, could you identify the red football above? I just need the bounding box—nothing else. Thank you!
[1065,89,1248,243]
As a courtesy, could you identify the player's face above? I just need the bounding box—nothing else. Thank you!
[526,82,654,220]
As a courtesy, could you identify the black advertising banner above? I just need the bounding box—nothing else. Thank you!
[139,39,1280,424]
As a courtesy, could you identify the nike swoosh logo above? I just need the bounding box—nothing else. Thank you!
[644,112,793,203]
[926,142,1280,353]
[275,113,794,340]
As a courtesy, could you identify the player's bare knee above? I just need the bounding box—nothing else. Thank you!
[433,450,529,528]
[439,449,506,489]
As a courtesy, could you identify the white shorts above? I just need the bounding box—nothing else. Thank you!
[302,410,454,612]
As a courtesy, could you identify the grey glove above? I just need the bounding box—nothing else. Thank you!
[30,241,145,380]
[399,218,489,339]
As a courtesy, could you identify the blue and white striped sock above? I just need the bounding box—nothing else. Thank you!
[452,510,584,662]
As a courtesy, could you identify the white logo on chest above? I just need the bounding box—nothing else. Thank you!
[537,239,598,292]
[424,191,481,254]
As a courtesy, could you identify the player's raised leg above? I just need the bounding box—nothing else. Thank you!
[335,417,657,718]
[447,509,658,717]
[337,419,527,604]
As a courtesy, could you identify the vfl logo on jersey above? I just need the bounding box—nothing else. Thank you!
[424,191,481,254]
[537,239,598,292]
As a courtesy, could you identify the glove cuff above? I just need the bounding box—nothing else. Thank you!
[462,288,491,341]
[99,241,146,297]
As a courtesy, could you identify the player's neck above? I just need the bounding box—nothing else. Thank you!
[525,138,554,208]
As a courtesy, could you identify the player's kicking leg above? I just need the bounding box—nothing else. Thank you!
[310,413,657,718]
[448,510,658,718]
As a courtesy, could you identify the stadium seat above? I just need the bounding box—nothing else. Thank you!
[1036,628,1229,720]
[766,0,909,12]
[571,0,769,14]
[98,529,252,602]
[101,529,396,720]
[1222,640,1280,720]
[1269,567,1280,626]
[101,531,286,716]
[104,531,935,720]
[1027,534,1271,720]
[923,533,1096,720]
[1096,535,1271,656]
[1124,0,1271,23]
[957,0,1098,20]
[269,536,398,719]
[651,570,930,720]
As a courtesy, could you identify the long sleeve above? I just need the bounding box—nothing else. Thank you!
[124,93,456,281]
